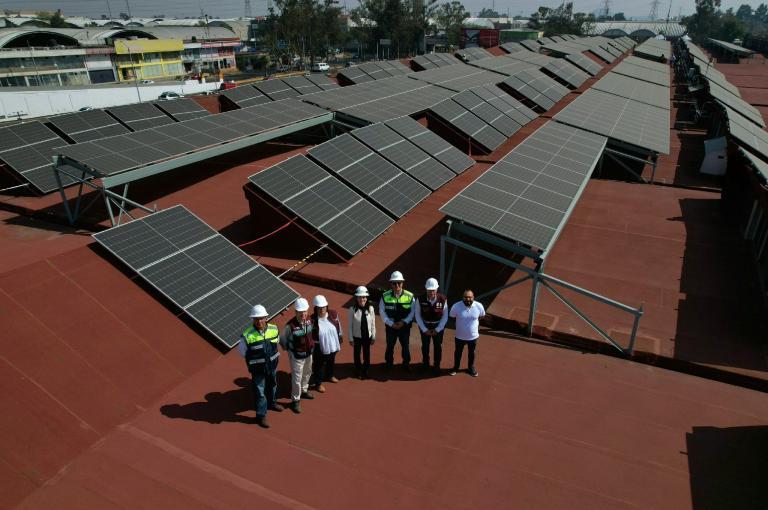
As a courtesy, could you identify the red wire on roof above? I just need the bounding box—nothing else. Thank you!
[238,221,292,248]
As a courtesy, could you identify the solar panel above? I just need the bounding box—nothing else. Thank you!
[350,123,455,190]
[305,73,339,90]
[154,98,211,122]
[308,134,430,217]
[501,42,525,53]
[592,72,670,110]
[429,99,506,151]
[220,85,272,108]
[338,85,455,124]
[0,121,75,193]
[254,79,300,100]
[612,58,669,87]
[57,99,330,177]
[543,59,590,88]
[468,56,537,76]
[385,116,474,174]
[633,39,671,61]
[505,51,554,67]
[695,62,742,97]
[469,85,538,126]
[282,75,323,94]
[408,64,505,92]
[457,47,494,62]
[707,79,765,128]
[358,62,389,80]
[412,55,437,70]
[501,75,555,110]
[520,40,541,52]
[92,205,298,347]
[554,88,670,154]
[47,109,130,143]
[107,103,176,132]
[564,53,603,76]
[451,90,521,137]
[440,122,607,253]
[723,105,768,156]
[337,66,374,84]
[588,45,615,63]
[248,155,394,255]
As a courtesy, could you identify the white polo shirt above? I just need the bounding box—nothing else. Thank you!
[449,301,485,341]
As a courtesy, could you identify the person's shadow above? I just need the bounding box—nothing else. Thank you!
[160,374,292,424]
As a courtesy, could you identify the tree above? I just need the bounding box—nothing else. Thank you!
[530,3,593,36]
[735,4,752,19]
[718,13,746,40]
[613,12,626,20]
[756,3,768,22]
[271,0,342,63]
[477,8,500,18]
[686,0,721,40]
[435,1,469,47]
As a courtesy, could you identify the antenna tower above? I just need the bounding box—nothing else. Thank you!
[244,0,253,18]
[649,0,660,19]
[601,0,611,18]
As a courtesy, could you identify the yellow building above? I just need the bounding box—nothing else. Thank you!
[113,39,184,81]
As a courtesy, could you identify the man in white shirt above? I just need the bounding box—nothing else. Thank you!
[448,289,485,377]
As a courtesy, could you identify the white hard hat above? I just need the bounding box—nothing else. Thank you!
[354,285,369,297]
[389,270,404,282]
[249,304,268,318]
[425,278,439,291]
[313,295,328,307]
[294,297,309,312]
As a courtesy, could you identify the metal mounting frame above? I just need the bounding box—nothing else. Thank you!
[52,113,334,226]
[439,220,644,355]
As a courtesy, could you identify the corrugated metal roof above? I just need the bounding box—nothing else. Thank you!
[585,22,686,37]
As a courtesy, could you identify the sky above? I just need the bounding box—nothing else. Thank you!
[2,0,767,21]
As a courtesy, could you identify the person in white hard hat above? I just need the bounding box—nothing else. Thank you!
[280,297,316,414]
[379,270,415,371]
[348,285,376,379]
[238,304,282,428]
[309,295,343,392]
[414,277,448,374]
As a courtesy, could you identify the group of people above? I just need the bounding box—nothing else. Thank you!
[238,271,486,428]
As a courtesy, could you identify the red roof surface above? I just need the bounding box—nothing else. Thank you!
[1,46,767,509]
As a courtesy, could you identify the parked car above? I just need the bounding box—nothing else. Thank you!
[311,62,330,72]
[158,91,183,100]
[139,79,154,84]
[77,106,93,112]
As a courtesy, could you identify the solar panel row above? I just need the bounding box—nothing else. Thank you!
[48,109,131,143]
[429,98,507,152]
[92,205,299,348]
[384,116,475,174]
[107,103,176,132]
[0,121,74,193]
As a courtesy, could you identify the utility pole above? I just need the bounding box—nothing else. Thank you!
[125,0,132,19]
[244,0,253,18]
[649,0,660,20]
[601,0,610,19]
[106,0,112,19]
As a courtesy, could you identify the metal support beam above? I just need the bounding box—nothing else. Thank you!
[605,150,648,183]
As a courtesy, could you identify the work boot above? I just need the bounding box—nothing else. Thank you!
[301,391,315,400]
[291,401,301,414]
[449,367,458,376]
[256,416,270,428]
[268,404,283,412]
[469,368,479,377]
[316,383,326,393]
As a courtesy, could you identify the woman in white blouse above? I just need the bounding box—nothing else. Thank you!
[348,286,376,379]
[309,294,342,393]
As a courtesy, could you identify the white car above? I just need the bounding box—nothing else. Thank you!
[311,62,330,72]
[158,91,183,100]
[140,79,154,84]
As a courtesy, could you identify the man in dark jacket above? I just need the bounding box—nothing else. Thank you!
[281,297,316,414]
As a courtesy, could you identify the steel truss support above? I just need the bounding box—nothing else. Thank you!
[603,147,658,184]
[440,221,644,355]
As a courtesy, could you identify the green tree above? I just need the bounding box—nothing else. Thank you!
[435,1,470,47]
[735,4,752,19]
[718,13,746,39]
[755,3,768,22]
[686,0,722,40]
[530,3,593,36]
[477,8,500,17]
[613,12,626,20]
[272,0,342,63]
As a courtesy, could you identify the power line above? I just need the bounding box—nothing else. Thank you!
[649,0,660,19]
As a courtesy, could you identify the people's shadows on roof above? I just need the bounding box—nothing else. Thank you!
[160,373,292,424]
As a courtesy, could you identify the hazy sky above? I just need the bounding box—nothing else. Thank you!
[3,0,767,21]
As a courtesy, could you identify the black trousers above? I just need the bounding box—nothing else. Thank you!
[385,325,411,366]
[420,330,444,367]
[353,337,372,375]
[310,346,337,385]
[453,339,477,370]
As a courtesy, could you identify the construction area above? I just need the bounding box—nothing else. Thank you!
[1,34,767,509]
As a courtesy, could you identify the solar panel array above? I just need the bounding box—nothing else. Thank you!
[219,85,271,108]
[504,51,555,67]
[58,99,330,177]
[501,42,525,53]
[92,205,299,347]
[153,98,211,122]
[723,104,768,156]
[706,76,765,128]
[305,73,339,90]
[282,75,324,94]
[408,63,506,92]
[429,98,506,152]
[338,60,411,84]
[520,40,543,52]
[612,56,670,87]
[542,59,590,88]
[451,90,522,137]
[592,72,670,110]
[253,79,299,100]
[47,109,131,143]
[501,69,570,110]
[588,44,616,63]
[469,85,538,127]
[469,56,537,77]
[350,122,456,190]
[308,133,430,218]
[457,47,494,62]
[249,155,394,256]
[633,38,672,61]
[440,122,607,253]
[412,53,461,70]
[106,103,176,132]
[696,63,742,97]
[708,38,754,56]
[554,88,670,154]
[384,116,475,174]
[564,52,603,76]
[0,121,74,193]
[337,65,374,84]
